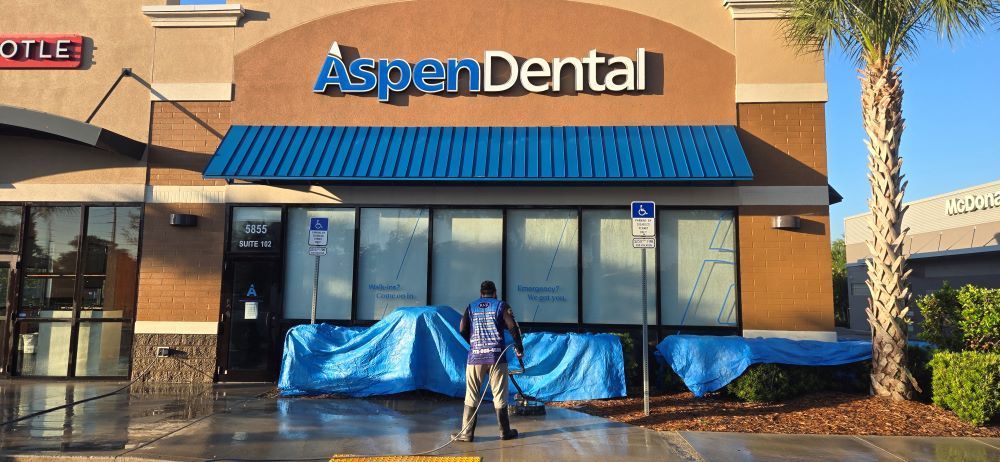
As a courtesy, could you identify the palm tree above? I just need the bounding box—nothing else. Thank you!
[782,0,998,400]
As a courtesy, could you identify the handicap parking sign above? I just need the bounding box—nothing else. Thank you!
[631,202,655,219]
[308,217,329,247]
[630,201,655,238]
[310,217,328,231]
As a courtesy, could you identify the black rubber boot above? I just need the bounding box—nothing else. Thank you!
[451,405,477,442]
[497,406,518,440]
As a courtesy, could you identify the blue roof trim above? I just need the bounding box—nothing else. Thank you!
[204,125,754,182]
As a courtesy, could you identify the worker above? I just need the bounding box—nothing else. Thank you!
[452,280,524,442]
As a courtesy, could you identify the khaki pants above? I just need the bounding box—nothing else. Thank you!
[464,362,509,407]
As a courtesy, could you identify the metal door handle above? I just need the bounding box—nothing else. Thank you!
[265,312,276,329]
[219,304,230,334]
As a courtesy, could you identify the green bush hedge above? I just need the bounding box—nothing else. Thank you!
[917,283,999,353]
[727,361,872,403]
[726,364,794,403]
[956,286,1000,353]
[929,351,1000,426]
[917,283,963,351]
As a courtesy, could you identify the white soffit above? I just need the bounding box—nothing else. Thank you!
[723,0,789,19]
[150,83,234,102]
[142,4,245,28]
[736,83,828,103]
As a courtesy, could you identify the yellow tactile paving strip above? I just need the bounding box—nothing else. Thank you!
[331,457,481,462]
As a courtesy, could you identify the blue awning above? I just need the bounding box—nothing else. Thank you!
[203,125,753,182]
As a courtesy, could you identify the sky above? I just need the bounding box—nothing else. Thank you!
[826,29,1000,239]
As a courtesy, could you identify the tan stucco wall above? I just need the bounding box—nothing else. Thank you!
[735,18,824,85]
[0,0,157,141]
[152,27,235,84]
[0,0,826,149]
[232,0,737,126]
[0,136,145,185]
[233,0,736,54]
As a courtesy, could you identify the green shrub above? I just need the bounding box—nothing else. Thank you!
[957,286,1000,352]
[781,362,870,396]
[917,282,963,351]
[726,364,793,403]
[785,366,826,395]
[930,351,1000,426]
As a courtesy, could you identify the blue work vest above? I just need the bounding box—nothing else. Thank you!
[467,297,507,365]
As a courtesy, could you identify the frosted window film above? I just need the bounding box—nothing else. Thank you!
[358,209,429,320]
[431,209,503,314]
[506,210,578,323]
[659,210,738,326]
[284,208,356,320]
[581,210,656,324]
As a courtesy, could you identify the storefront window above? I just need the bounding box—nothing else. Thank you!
[16,320,72,376]
[230,207,282,253]
[0,205,22,252]
[660,210,738,326]
[357,208,429,320]
[581,209,656,324]
[13,205,142,377]
[284,208,356,320]
[81,207,141,317]
[506,209,578,323]
[432,209,503,313]
[21,206,81,315]
[75,321,133,376]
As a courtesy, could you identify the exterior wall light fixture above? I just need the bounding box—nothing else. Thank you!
[772,215,801,230]
[169,213,198,227]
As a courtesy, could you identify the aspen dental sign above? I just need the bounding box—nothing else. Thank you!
[313,42,647,102]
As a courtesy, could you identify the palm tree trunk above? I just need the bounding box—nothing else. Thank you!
[861,60,916,400]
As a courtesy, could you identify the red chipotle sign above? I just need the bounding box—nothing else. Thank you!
[0,35,83,69]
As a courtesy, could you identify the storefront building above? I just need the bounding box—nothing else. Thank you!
[845,180,1000,332]
[1,0,835,382]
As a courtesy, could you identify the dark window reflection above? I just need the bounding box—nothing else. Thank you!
[0,205,22,252]
[21,207,81,315]
[81,207,140,317]
[0,261,10,316]
[230,207,282,253]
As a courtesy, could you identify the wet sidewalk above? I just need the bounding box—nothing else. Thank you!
[1,381,998,461]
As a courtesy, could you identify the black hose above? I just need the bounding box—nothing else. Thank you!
[0,365,154,427]
[206,345,517,462]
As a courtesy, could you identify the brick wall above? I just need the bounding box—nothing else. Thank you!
[149,101,231,186]
[734,102,834,333]
[738,205,834,331]
[738,103,827,187]
[136,202,225,323]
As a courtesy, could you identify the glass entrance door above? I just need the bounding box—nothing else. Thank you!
[0,258,14,375]
[220,259,282,382]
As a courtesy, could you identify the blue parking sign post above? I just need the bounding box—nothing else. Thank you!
[631,201,655,416]
[308,217,329,324]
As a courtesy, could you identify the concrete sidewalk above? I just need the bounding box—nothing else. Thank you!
[1,381,997,461]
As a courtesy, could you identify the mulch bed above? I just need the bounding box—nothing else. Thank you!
[552,391,1000,437]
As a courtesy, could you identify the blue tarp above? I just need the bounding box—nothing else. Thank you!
[656,335,872,397]
[278,306,625,402]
